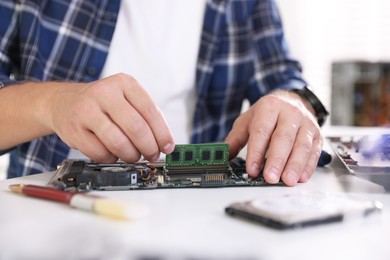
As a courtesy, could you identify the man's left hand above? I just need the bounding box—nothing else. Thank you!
[225,90,323,186]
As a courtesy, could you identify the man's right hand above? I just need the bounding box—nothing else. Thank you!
[0,73,175,163]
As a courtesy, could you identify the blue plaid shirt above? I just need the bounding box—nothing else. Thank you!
[0,0,306,178]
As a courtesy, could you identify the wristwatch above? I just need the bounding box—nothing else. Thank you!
[290,86,329,127]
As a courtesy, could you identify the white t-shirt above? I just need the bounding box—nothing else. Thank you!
[68,0,207,159]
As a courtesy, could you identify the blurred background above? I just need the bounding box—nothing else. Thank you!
[1,0,389,180]
[276,0,390,127]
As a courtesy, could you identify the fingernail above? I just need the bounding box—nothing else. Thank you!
[300,171,310,182]
[251,162,260,175]
[151,154,160,162]
[287,170,299,185]
[266,167,279,183]
[164,143,174,153]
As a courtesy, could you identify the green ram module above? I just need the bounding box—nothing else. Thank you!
[166,143,229,168]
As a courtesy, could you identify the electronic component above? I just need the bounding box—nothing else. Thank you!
[49,143,268,191]
[225,191,383,230]
[166,143,229,168]
[327,135,390,192]
[327,135,390,174]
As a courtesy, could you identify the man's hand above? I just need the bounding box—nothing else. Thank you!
[48,73,175,163]
[225,90,323,186]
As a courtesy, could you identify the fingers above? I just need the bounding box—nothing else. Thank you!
[224,112,250,159]
[298,134,323,183]
[52,73,174,163]
[121,75,175,154]
[269,117,322,186]
[277,125,315,186]
[64,123,120,163]
[90,112,142,162]
[90,74,175,162]
[245,97,279,179]
[241,92,323,186]
[101,98,162,161]
[71,130,119,163]
[62,111,141,163]
[261,118,300,185]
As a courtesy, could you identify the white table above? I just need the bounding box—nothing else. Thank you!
[0,127,389,260]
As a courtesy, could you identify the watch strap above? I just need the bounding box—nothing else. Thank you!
[290,87,329,126]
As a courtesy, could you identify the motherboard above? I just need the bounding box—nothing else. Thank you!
[49,143,268,191]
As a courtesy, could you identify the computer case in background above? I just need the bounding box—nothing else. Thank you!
[331,61,390,126]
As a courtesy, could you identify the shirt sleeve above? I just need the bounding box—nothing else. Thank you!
[0,1,18,88]
[248,0,306,103]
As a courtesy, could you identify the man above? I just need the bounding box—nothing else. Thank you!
[0,0,328,186]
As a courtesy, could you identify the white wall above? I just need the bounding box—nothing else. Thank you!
[0,154,9,180]
[275,0,390,125]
